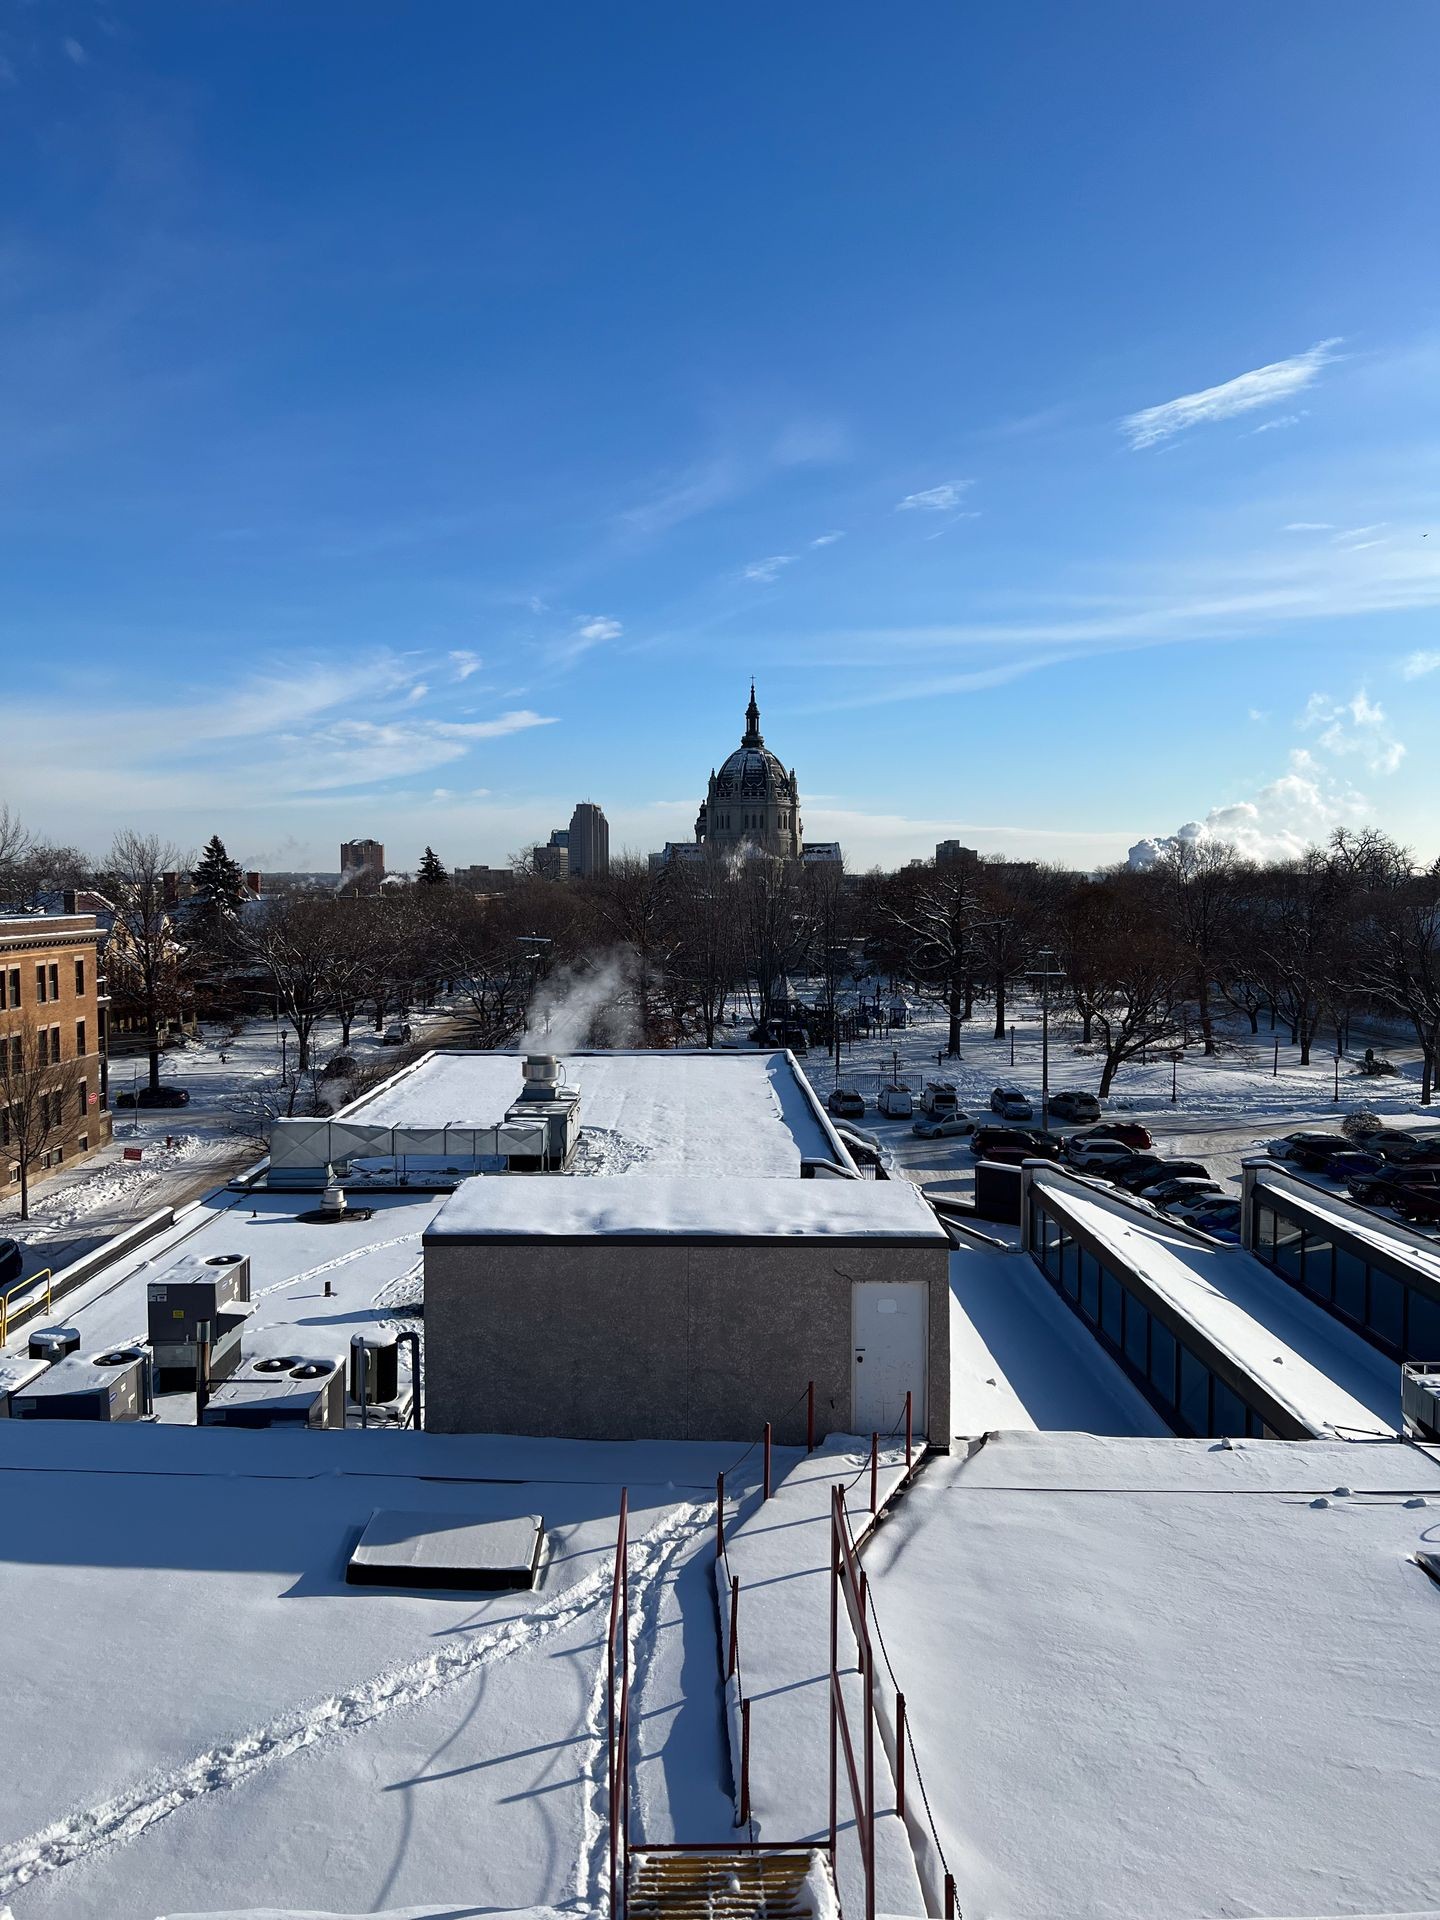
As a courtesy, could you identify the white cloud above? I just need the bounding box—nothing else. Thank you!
[62,36,87,64]
[896,482,972,512]
[404,681,429,705]
[1247,708,1268,722]
[547,614,622,669]
[1131,678,1405,867]
[1402,649,1440,680]
[1299,686,1406,774]
[449,649,482,681]
[811,531,845,547]
[743,554,795,585]
[1121,338,1340,450]
[1283,522,1333,532]
[1250,410,1308,435]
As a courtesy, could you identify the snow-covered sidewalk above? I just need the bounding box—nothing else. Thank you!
[716,1437,927,1918]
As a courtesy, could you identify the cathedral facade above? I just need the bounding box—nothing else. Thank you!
[695,685,803,859]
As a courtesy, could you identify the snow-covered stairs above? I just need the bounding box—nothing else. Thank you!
[628,1847,834,1919]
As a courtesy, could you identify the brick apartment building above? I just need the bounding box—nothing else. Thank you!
[0,914,112,1207]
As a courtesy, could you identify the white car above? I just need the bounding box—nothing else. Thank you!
[912,1113,976,1140]
[1067,1138,1136,1173]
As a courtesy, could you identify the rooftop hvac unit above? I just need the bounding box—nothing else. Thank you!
[148,1251,253,1391]
[349,1332,401,1405]
[6,1347,153,1422]
[28,1325,82,1362]
[504,1053,583,1169]
[200,1354,345,1430]
[0,1355,52,1417]
[1401,1362,1440,1442]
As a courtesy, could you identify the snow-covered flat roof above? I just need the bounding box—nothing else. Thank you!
[426,1171,946,1242]
[2,1188,444,1420]
[1030,1169,1400,1436]
[343,1049,843,1178]
[866,1430,1440,1920]
[0,1421,746,1919]
[947,1246,1171,1438]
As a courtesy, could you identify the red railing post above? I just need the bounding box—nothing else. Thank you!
[895,1691,907,1818]
[763,1421,772,1500]
[807,1378,816,1452]
[727,1574,740,1679]
[905,1389,913,1474]
[716,1472,725,1558]
[739,1696,752,1825]
[870,1429,879,1515]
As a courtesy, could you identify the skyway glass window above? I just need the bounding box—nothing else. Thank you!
[1410,1291,1440,1361]
[1124,1289,1149,1372]
[1369,1268,1404,1351]
[1274,1216,1304,1284]
[1302,1233,1334,1302]
[1254,1204,1276,1262]
[1333,1247,1366,1324]
[1180,1348,1210,1434]
[1101,1270,1124,1344]
[1148,1321,1177,1407]
[1212,1379,1247,1438]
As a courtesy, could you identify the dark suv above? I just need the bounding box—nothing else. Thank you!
[0,1237,24,1286]
[971,1127,1064,1165]
[115,1085,190,1109]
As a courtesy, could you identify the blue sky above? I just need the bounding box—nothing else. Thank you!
[2,3,1438,872]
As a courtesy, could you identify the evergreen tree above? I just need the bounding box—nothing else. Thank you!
[191,834,248,914]
[418,845,448,886]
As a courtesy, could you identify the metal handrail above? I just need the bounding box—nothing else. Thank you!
[0,1269,52,1345]
[607,1490,630,1917]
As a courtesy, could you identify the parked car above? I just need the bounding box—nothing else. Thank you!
[1072,1121,1153,1151]
[1066,1138,1136,1173]
[1265,1131,1346,1164]
[1379,1135,1440,1165]
[381,1022,414,1046]
[114,1085,191,1109]
[1172,1195,1241,1231]
[1145,1176,1224,1210]
[990,1085,1035,1122]
[920,1078,959,1117]
[1290,1137,1369,1174]
[827,1086,866,1119]
[0,1237,24,1286]
[1347,1164,1440,1206]
[1114,1155,1209,1193]
[1049,1089,1101,1123]
[912,1114,977,1141]
[877,1083,913,1118]
[971,1126,1064,1164]
[1312,1149,1384,1182]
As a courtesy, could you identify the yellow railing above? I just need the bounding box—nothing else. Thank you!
[0,1269,52,1346]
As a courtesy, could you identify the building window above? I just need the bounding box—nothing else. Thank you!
[1124,1289,1150,1372]
[1101,1269,1124,1344]
[1410,1291,1440,1360]
[1179,1347,1210,1434]
[1368,1268,1404,1350]
[8,1035,19,1073]
[75,957,86,995]
[78,1134,88,1152]
[49,962,59,998]
[76,1082,88,1122]
[6,967,18,1008]
[1212,1378,1247,1438]
[1301,1233,1334,1302]
[76,1019,86,1057]
[1333,1247,1366,1323]
[36,963,47,1004]
[1148,1321,1178,1407]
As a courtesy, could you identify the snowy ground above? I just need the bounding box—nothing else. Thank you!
[0,1007,459,1281]
[801,993,1440,1222]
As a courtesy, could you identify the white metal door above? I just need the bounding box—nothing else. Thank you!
[851,1280,927,1434]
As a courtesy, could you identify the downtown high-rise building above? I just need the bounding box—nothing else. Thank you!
[567,802,610,878]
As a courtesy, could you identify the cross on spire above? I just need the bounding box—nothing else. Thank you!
[743,680,762,746]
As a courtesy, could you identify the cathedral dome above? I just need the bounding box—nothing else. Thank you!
[711,684,794,802]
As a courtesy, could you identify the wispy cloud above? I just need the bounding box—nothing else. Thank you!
[1250,410,1308,435]
[1121,338,1341,450]
[1298,686,1406,774]
[449,649,482,681]
[404,681,429,705]
[1283,522,1333,533]
[811,531,845,548]
[62,36,87,65]
[896,481,972,512]
[618,458,740,539]
[1402,649,1440,680]
[546,614,622,669]
[743,554,795,585]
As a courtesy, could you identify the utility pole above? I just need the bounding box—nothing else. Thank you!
[1026,948,1065,1135]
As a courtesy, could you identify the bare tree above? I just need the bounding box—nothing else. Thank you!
[664,848,741,1047]
[232,891,337,1081]
[0,1012,90,1220]
[98,830,187,1093]
[1062,872,1186,1096]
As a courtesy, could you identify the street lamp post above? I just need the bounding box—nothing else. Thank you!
[1026,949,1066,1135]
